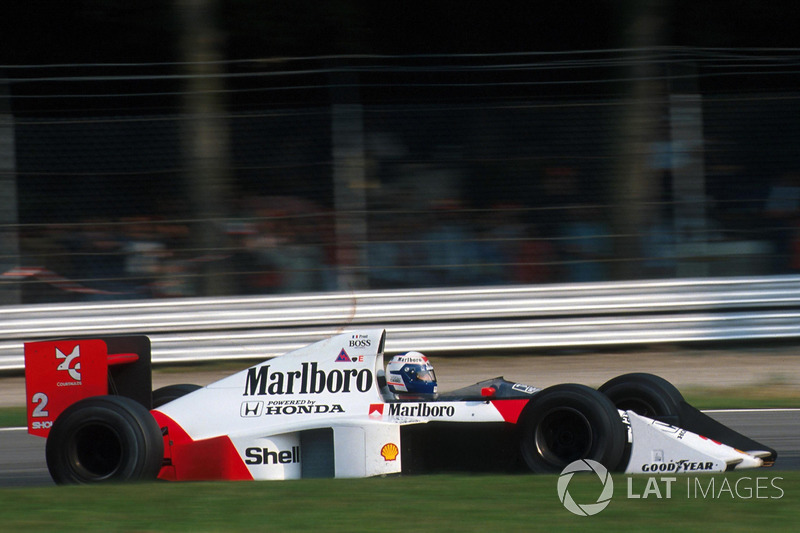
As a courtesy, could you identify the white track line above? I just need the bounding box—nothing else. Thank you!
[702,408,800,414]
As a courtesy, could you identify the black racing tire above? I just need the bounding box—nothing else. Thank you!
[598,373,684,424]
[518,384,626,473]
[152,384,202,408]
[45,395,164,485]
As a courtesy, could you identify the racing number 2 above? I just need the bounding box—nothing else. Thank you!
[31,392,49,418]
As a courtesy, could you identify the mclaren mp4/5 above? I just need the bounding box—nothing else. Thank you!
[23,329,776,484]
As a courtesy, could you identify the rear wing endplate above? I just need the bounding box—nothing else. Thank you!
[24,336,152,437]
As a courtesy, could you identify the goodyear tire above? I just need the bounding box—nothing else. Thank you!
[598,373,684,424]
[518,384,626,473]
[152,384,201,408]
[46,395,164,485]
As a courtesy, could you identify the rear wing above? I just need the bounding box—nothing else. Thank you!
[24,336,153,438]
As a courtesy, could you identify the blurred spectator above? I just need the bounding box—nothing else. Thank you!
[421,199,480,286]
[240,214,289,294]
[14,225,77,303]
[367,214,409,289]
[640,213,677,278]
[228,197,331,294]
[534,166,580,235]
[151,253,195,298]
[367,211,429,289]
[764,171,800,273]
[513,223,557,284]
[278,215,325,293]
[71,221,131,299]
[559,205,612,282]
[122,217,168,297]
[476,204,527,285]
[227,220,268,295]
[150,220,195,298]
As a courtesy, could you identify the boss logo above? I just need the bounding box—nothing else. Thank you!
[349,339,371,348]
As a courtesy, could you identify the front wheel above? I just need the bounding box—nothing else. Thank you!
[518,384,626,473]
[598,373,684,425]
[45,395,164,484]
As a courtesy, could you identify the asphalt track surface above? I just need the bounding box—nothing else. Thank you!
[1,409,798,487]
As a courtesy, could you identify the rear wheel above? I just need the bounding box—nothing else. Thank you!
[152,384,201,408]
[518,384,626,473]
[46,395,164,484]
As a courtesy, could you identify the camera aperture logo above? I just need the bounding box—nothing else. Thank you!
[557,459,614,516]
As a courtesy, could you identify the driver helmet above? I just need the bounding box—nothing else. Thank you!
[386,352,437,398]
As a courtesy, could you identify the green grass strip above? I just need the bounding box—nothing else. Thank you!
[0,472,796,532]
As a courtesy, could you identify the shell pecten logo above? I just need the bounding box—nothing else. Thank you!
[380,443,399,461]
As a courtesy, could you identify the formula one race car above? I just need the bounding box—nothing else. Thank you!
[23,329,776,484]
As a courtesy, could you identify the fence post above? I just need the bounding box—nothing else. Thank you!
[670,92,708,276]
[0,78,20,304]
[331,68,368,291]
[177,0,235,296]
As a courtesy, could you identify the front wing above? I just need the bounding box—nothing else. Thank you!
[622,411,770,473]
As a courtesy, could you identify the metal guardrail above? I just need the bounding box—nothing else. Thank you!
[2,276,800,371]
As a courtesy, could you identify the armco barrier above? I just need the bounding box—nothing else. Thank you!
[2,276,800,371]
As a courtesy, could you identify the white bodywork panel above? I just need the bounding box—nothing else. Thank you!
[156,329,413,479]
[333,422,402,478]
[624,411,764,474]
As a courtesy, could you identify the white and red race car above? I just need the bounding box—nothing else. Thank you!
[23,329,776,484]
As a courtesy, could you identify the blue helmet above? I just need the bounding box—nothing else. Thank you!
[386,352,437,398]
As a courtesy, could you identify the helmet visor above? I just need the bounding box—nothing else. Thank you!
[413,367,436,382]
